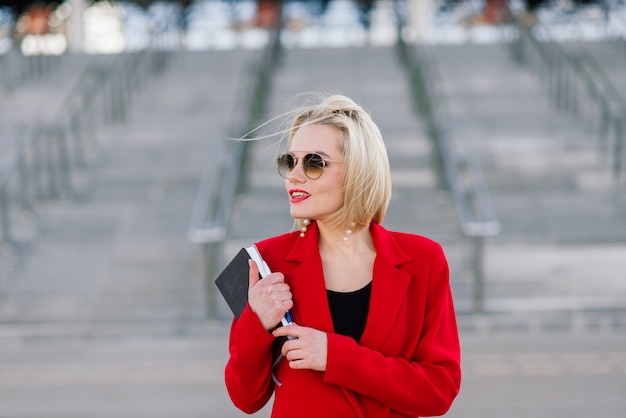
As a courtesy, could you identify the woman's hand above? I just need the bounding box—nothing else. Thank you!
[272,324,328,372]
[247,260,293,331]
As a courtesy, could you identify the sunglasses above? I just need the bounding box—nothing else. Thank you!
[276,152,341,180]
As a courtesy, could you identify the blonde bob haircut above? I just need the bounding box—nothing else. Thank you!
[286,94,392,233]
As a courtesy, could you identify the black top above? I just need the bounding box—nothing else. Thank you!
[327,281,372,342]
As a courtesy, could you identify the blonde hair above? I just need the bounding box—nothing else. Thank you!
[285,93,392,232]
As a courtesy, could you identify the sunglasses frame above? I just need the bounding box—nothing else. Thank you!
[276,151,340,180]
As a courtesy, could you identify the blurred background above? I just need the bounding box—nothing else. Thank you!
[1,0,625,417]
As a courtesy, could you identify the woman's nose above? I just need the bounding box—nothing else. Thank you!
[286,160,306,181]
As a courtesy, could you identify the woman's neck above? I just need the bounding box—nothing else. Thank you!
[317,221,376,292]
[317,221,374,255]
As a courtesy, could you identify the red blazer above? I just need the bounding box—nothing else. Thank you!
[225,222,461,417]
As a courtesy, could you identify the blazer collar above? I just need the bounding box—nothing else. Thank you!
[362,223,412,349]
[283,222,413,349]
[283,221,332,331]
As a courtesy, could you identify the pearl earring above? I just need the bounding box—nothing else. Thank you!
[300,219,310,237]
[343,223,355,241]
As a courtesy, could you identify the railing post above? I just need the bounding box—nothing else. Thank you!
[17,151,33,218]
[44,128,59,199]
[32,128,45,199]
[512,25,526,65]
[598,96,610,152]
[85,89,98,154]
[55,125,73,194]
[614,115,624,184]
[115,68,127,123]
[203,241,222,319]
[101,71,113,125]
[555,58,565,111]
[70,111,86,168]
[471,235,485,314]
[0,183,11,252]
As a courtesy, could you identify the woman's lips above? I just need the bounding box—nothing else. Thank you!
[289,189,311,203]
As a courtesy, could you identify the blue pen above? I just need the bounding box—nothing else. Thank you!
[282,311,293,325]
[282,312,296,341]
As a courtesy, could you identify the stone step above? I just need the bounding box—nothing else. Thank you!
[568,40,626,101]
[2,41,625,327]
[428,42,626,245]
[0,54,108,129]
[0,50,254,323]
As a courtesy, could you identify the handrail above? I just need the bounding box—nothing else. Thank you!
[511,22,625,185]
[0,124,42,253]
[0,45,61,97]
[0,34,174,255]
[187,27,282,318]
[396,28,501,314]
[574,50,625,183]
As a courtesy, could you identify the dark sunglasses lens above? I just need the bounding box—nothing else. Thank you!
[303,153,325,179]
[277,153,295,178]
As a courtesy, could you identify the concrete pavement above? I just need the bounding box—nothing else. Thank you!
[0,325,624,417]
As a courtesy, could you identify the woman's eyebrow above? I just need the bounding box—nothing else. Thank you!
[290,150,332,157]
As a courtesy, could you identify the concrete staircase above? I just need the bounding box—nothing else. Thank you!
[570,39,626,100]
[1,40,625,333]
[0,50,253,331]
[427,42,626,313]
[0,54,105,129]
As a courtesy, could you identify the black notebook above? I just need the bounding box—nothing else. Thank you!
[215,245,292,380]
[215,246,269,318]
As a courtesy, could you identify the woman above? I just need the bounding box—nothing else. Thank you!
[225,94,461,417]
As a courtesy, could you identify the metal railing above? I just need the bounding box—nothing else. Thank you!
[396,30,501,314]
[0,42,174,255]
[511,22,626,185]
[187,28,282,318]
[0,46,61,97]
[576,50,626,183]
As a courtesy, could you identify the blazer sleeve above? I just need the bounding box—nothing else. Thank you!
[224,304,276,414]
[323,243,461,416]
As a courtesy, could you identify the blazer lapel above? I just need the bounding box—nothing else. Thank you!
[359,223,412,350]
[284,222,335,332]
